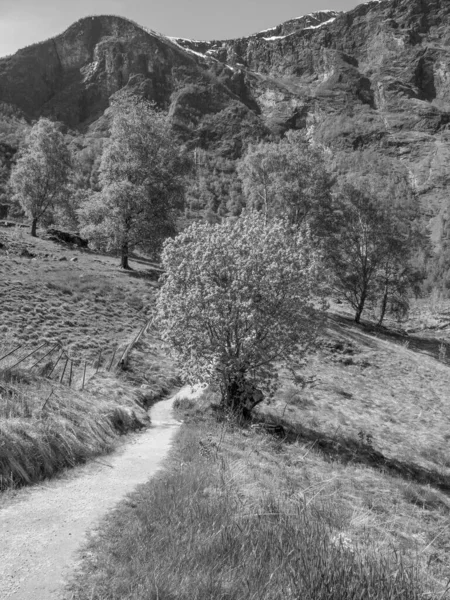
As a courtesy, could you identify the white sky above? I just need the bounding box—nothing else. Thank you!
[0,0,363,57]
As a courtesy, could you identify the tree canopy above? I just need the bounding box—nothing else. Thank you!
[321,178,425,324]
[78,97,189,268]
[10,118,71,236]
[237,132,333,229]
[156,212,324,415]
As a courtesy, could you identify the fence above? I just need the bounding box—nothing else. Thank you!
[0,320,152,391]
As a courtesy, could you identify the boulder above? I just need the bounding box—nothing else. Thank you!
[45,228,88,248]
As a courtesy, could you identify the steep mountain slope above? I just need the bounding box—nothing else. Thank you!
[0,1,449,244]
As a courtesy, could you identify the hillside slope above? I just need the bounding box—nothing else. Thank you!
[0,1,449,242]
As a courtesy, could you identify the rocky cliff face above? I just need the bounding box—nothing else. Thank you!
[0,1,449,243]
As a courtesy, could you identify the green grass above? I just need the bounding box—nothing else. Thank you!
[65,420,427,600]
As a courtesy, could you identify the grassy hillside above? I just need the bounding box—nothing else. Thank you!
[65,311,450,599]
[0,223,176,491]
[2,221,450,596]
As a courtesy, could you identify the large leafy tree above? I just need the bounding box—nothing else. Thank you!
[10,118,71,236]
[156,213,324,415]
[237,131,333,229]
[78,97,189,269]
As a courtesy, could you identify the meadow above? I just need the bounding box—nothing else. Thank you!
[0,224,176,491]
[2,223,450,598]
[65,307,450,598]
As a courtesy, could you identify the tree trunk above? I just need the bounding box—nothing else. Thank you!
[354,291,367,324]
[121,242,130,270]
[377,287,389,327]
[31,218,37,237]
[224,374,263,420]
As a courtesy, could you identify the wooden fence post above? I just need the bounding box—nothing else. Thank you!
[60,357,69,384]
[82,361,87,391]
[48,350,64,378]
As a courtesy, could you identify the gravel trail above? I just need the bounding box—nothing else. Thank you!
[0,388,194,599]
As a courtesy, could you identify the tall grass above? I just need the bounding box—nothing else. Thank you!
[67,426,426,600]
[0,368,149,490]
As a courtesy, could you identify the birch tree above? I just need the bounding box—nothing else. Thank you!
[237,132,333,229]
[10,118,71,236]
[78,98,188,269]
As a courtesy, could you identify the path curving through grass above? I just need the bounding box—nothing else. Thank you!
[0,388,195,600]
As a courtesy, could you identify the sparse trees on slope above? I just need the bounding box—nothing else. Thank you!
[156,213,324,415]
[78,98,189,269]
[10,118,71,236]
[322,184,391,323]
[237,131,333,229]
[330,152,428,324]
[321,182,425,324]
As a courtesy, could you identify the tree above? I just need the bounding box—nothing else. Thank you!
[156,213,324,416]
[325,151,428,325]
[78,97,189,269]
[10,118,71,236]
[321,182,425,324]
[237,131,333,229]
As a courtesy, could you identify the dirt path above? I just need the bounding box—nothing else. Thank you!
[0,387,196,599]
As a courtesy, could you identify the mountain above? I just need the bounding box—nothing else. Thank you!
[0,0,450,247]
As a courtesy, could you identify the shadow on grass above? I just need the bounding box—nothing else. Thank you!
[259,414,450,495]
[122,268,160,282]
[329,313,450,365]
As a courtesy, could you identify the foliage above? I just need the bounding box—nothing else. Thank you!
[321,179,425,323]
[78,97,189,268]
[156,213,324,413]
[9,118,71,236]
[186,153,244,218]
[237,131,333,228]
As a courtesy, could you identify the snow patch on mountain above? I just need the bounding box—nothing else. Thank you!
[303,17,337,30]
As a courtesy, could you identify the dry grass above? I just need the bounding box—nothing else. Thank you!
[64,312,450,597]
[65,418,427,600]
[0,368,151,490]
[268,317,450,479]
[0,225,159,364]
[3,224,450,596]
[0,225,177,490]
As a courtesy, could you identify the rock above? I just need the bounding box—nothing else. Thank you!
[59,256,68,261]
[44,228,88,248]
[70,257,78,262]
[20,248,35,258]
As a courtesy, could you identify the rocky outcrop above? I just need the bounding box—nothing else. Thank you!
[0,1,449,243]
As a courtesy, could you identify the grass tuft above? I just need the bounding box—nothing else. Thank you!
[0,368,151,490]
